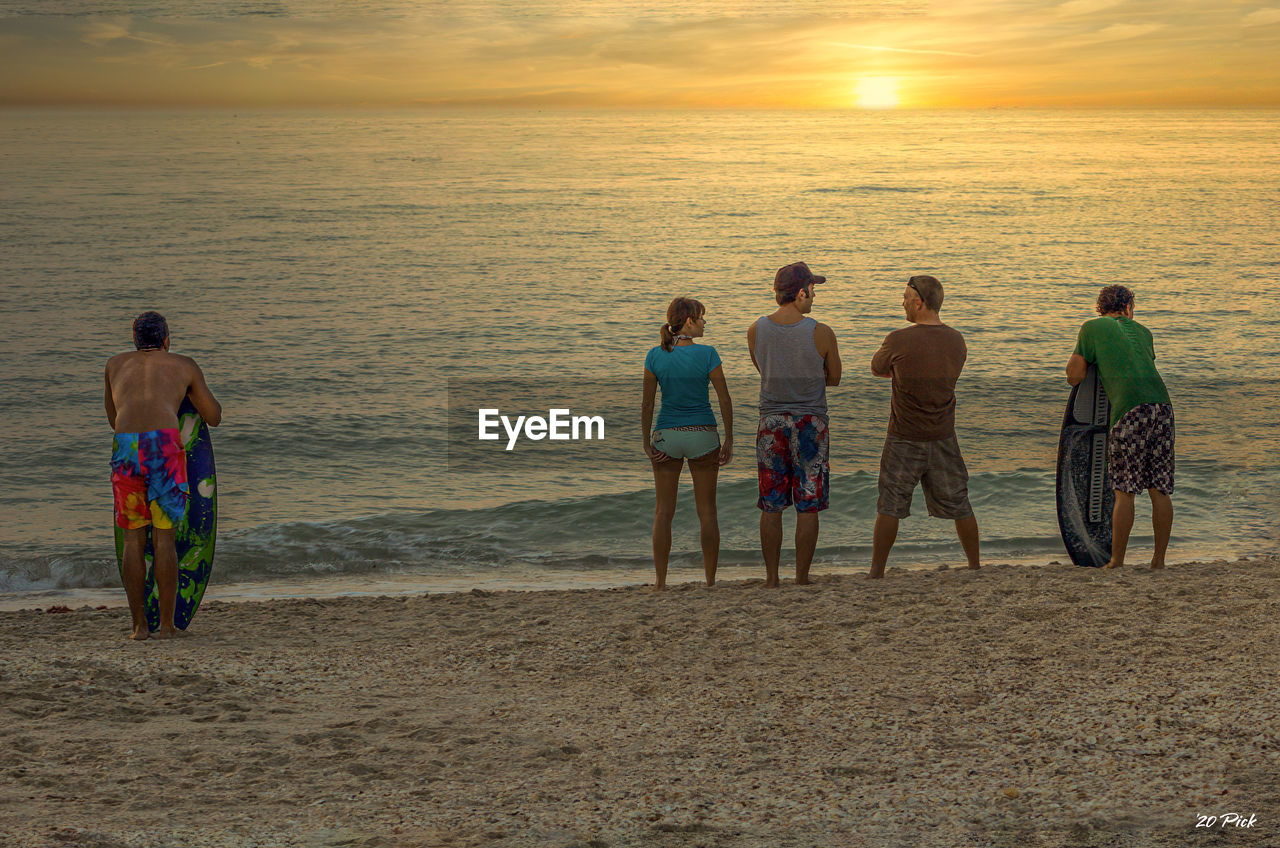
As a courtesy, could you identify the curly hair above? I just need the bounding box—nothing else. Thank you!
[1095,285,1134,316]
[132,311,169,350]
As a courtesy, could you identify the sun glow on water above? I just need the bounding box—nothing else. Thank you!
[855,77,900,109]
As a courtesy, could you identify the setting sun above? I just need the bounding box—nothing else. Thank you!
[855,77,901,109]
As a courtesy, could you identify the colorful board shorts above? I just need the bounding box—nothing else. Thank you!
[1108,403,1175,495]
[756,413,829,513]
[877,434,973,520]
[111,428,189,530]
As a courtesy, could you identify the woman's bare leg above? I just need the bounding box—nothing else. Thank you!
[651,459,682,590]
[689,452,720,586]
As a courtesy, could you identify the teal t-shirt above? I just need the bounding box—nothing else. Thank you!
[1074,316,1171,426]
[644,344,722,429]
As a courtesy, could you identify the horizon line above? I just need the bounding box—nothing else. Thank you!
[3,103,1279,111]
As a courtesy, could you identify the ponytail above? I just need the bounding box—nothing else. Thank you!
[660,297,706,352]
[660,322,676,352]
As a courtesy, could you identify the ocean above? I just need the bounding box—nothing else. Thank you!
[2,108,1278,604]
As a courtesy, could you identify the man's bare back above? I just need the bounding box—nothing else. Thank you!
[106,313,222,641]
[105,348,221,433]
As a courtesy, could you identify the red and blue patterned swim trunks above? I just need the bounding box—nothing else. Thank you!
[110,428,189,530]
[756,413,829,513]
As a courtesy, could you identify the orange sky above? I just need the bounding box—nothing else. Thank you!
[1,1,1277,108]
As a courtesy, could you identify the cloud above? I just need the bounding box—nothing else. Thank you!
[1055,0,1126,16]
[80,20,130,45]
[0,1,1275,107]
[1059,21,1165,47]
[1242,7,1280,26]
[80,17,176,48]
[826,42,976,57]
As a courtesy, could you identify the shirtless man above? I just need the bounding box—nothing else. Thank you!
[105,312,222,640]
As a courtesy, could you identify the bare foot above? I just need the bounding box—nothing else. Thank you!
[866,570,885,580]
[762,579,780,589]
[1102,560,1122,569]
[652,584,666,593]
[153,626,184,639]
[1149,560,1164,570]
[129,626,150,641]
[795,577,812,586]
[967,563,981,570]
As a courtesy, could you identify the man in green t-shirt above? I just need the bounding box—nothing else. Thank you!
[1066,285,1173,570]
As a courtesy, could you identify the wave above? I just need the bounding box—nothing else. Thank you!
[0,470,1066,592]
[3,463,1273,593]
[807,185,929,194]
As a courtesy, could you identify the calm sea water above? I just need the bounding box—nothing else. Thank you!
[1,109,1278,599]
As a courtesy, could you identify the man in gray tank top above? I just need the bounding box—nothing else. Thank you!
[747,262,842,588]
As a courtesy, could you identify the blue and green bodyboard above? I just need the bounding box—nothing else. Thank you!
[113,397,217,631]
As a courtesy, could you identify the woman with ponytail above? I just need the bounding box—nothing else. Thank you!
[641,297,733,590]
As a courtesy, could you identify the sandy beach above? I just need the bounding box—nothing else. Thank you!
[2,557,1278,847]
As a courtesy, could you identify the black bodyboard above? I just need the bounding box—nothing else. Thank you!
[1056,366,1113,567]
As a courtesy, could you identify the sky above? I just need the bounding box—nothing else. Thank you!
[0,1,1278,108]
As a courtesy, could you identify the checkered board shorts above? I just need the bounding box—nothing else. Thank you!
[1108,403,1174,495]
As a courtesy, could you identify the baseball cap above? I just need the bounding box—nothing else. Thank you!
[774,262,826,297]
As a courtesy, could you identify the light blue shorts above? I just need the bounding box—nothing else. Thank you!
[652,427,720,461]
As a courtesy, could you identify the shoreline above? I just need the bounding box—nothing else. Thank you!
[3,556,1279,846]
[0,546,1248,612]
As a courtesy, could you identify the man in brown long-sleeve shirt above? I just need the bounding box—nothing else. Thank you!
[868,275,980,578]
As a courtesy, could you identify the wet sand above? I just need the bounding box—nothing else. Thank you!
[2,557,1278,847]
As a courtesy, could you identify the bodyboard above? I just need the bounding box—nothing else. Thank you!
[1055,365,1112,567]
[114,397,217,630]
